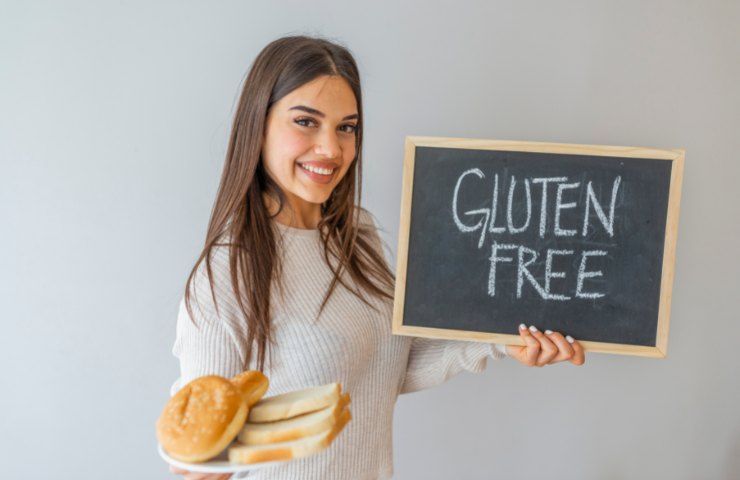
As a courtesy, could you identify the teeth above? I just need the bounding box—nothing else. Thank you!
[300,163,334,175]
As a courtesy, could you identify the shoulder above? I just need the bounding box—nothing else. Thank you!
[353,205,390,259]
[191,244,232,291]
[354,205,381,241]
[186,244,242,324]
[355,205,379,231]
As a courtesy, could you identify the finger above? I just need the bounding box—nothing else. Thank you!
[528,325,558,366]
[184,474,221,480]
[519,323,541,366]
[208,473,232,480]
[506,324,527,357]
[568,335,586,366]
[544,330,574,363]
[169,465,189,475]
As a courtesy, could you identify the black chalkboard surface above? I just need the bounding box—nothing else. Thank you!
[392,137,684,357]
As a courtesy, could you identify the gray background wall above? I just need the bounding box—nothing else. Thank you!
[2,1,738,478]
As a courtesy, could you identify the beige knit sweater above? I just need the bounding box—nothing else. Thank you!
[168,208,508,479]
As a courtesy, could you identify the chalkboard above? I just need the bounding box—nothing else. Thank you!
[392,137,684,357]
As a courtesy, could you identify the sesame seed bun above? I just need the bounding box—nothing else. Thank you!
[156,376,248,463]
[230,370,269,407]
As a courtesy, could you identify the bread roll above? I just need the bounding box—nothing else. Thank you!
[230,370,269,407]
[238,392,350,445]
[228,406,351,464]
[248,382,342,423]
[156,376,248,463]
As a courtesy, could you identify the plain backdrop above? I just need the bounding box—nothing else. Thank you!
[2,1,739,479]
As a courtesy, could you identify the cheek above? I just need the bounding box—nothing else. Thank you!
[344,143,356,172]
[342,139,356,163]
[282,131,312,159]
[265,130,311,171]
[338,152,356,179]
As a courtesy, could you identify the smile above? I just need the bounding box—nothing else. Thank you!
[297,162,337,185]
[298,163,335,176]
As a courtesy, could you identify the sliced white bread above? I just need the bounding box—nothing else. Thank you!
[228,406,351,464]
[238,392,350,445]
[247,382,342,423]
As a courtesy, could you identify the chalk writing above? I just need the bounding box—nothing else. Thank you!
[453,170,621,301]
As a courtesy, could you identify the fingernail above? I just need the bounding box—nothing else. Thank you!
[545,330,552,335]
[566,335,574,343]
[529,325,538,332]
[519,323,526,331]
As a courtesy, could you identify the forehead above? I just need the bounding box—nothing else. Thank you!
[277,75,357,115]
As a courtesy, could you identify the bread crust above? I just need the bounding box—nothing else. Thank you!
[248,382,342,423]
[228,406,351,464]
[156,375,248,463]
[230,370,269,407]
[238,392,350,445]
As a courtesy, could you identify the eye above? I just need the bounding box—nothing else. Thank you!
[294,117,317,128]
[294,117,357,134]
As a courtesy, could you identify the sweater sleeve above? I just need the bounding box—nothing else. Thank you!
[353,206,510,396]
[168,247,247,397]
[398,338,507,395]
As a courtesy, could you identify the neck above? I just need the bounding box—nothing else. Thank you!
[263,192,321,230]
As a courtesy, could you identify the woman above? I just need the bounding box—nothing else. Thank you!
[168,35,585,480]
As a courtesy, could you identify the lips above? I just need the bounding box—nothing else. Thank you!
[297,161,340,170]
[296,162,337,184]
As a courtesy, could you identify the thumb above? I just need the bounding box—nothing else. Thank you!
[168,465,189,475]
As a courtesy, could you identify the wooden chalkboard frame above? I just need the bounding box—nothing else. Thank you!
[392,136,685,358]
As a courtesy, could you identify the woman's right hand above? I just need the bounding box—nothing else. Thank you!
[169,465,233,480]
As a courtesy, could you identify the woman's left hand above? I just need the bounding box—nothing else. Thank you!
[505,324,585,367]
[169,465,232,480]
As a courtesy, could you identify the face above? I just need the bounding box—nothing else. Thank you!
[261,75,359,213]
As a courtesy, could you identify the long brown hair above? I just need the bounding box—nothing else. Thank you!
[183,35,395,372]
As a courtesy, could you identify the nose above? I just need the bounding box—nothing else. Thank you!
[314,130,342,160]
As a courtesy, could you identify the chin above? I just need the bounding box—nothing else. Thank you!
[297,189,332,205]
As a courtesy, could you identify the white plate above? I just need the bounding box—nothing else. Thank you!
[158,440,287,474]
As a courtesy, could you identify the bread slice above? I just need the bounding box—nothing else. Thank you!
[228,406,351,464]
[247,382,342,423]
[238,392,350,445]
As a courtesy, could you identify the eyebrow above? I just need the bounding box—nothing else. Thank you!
[288,105,358,121]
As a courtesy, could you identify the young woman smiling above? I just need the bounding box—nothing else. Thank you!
[168,35,585,480]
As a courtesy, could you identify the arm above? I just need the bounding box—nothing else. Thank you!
[398,337,507,395]
[354,207,509,395]
[169,247,247,397]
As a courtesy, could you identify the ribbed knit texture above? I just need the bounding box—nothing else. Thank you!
[168,208,508,479]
